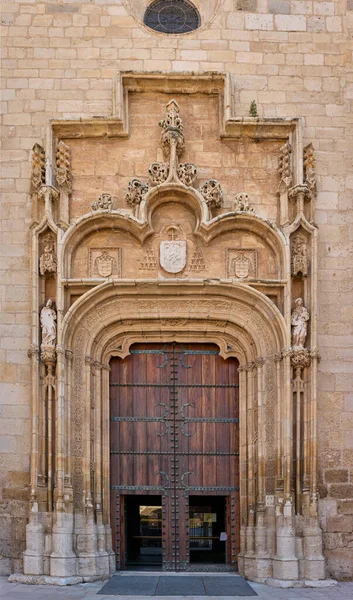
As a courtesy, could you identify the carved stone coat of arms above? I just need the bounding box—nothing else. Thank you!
[160,240,187,274]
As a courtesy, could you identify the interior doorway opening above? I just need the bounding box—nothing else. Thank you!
[189,496,226,565]
[125,495,163,569]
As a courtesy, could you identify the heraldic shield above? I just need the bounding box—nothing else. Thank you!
[232,254,251,279]
[95,252,116,277]
[160,241,187,274]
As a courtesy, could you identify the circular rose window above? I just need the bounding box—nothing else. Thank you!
[144,0,200,34]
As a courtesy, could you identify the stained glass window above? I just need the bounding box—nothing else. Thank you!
[144,0,200,34]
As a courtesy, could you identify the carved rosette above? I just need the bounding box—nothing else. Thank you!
[177,163,197,187]
[56,140,72,192]
[31,144,46,192]
[148,162,169,186]
[291,234,309,277]
[234,192,255,214]
[199,180,223,211]
[125,179,148,209]
[278,142,292,191]
[91,193,113,211]
[303,143,316,198]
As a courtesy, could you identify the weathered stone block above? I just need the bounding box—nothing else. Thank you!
[326,516,353,533]
[329,484,353,499]
[325,469,349,483]
[236,0,257,11]
[269,0,290,14]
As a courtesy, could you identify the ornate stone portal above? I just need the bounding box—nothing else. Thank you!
[15,73,326,587]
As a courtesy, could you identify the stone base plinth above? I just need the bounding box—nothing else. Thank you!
[8,573,83,586]
[265,578,337,588]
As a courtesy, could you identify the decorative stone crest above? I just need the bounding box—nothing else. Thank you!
[159,99,185,159]
[199,180,223,211]
[94,251,116,278]
[278,142,292,191]
[177,163,197,187]
[125,179,149,211]
[291,298,309,349]
[89,248,121,278]
[91,193,112,211]
[291,234,308,277]
[160,226,186,274]
[40,299,57,364]
[227,249,257,279]
[139,246,158,270]
[189,247,206,272]
[303,143,316,198]
[31,144,46,192]
[233,192,255,214]
[56,140,72,191]
[149,162,169,186]
[39,233,57,276]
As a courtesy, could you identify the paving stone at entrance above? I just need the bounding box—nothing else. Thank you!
[98,574,257,596]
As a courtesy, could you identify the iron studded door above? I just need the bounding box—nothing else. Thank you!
[110,343,240,570]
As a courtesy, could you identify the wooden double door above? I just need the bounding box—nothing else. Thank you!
[110,343,240,571]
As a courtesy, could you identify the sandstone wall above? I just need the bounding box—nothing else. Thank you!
[1,0,352,579]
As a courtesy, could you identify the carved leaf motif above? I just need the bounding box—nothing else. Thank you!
[278,142,292,190]
[177,163,197,187]
[31,144,45,192]
[125,179,148,207]
[91,193,112,211]
[199,180,223,210]
[149,162,169,186]
[234,192,255,214]
[56,140,72,191]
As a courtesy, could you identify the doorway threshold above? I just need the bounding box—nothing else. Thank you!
[98,574,257,596]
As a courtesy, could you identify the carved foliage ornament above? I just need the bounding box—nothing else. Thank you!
[126,179,149,207]
[291,298,309,349]
[39,232,57,276]
[149,162,169,186]
[278,142,292,191]
[159,99,185,159]
[31,144,46,192]
[233,192,255,214]
[291,234,309,277]
[56,140,72,192]
[303,143,316,197]
[199,179,223,210]
[91,193,112,211]
[177,163,197,187]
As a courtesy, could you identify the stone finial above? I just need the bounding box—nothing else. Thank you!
[199,180,223,211]
[291,234,308,277]
[126,179,149,208]
[56,140,72,192]
[39,232,57,276]
[278,142,292,191]
[233,192,255,214]
[31,144,46,192]
[159,99,185,159]
[177,163,197,187]
[303,143,316,197]
[291,298,309,349]
[91,193,113,211]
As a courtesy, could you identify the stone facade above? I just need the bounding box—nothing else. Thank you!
[1,0,352,584]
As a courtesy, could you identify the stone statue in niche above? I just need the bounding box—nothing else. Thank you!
[291,234,308,277]
[291,298,309,348]
[39,233,57,276]
[40,299,57,347]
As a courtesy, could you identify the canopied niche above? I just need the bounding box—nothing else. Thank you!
[17,72,325,587]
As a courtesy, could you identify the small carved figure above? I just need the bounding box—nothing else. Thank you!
[39,233,57,276]
[291,298,309,348]
[233,193,255,214]
[291,235,308,277]
[91,193,112,211]
[199,180,223,211]
[40,299,57,347]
